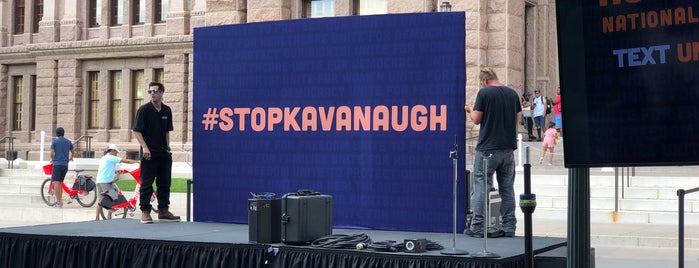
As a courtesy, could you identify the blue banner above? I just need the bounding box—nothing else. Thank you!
[193,13,466,232]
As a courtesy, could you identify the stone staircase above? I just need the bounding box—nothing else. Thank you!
[0,167,96,223]
[512,172,699,225]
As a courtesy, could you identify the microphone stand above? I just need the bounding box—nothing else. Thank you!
[471,154,499,258]
[441,136,468,255]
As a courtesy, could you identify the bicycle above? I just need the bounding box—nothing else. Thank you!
[98,167,158,219]
[40,164,98,207]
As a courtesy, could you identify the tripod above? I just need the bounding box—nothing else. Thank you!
[441,136,468,255]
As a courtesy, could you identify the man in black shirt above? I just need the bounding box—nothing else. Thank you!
[133,81,181,224]
[464,67,521,238]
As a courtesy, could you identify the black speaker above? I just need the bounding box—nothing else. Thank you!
[404,238,427,253]
[248,198,281,243]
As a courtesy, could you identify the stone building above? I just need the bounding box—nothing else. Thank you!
[0,0,558,162]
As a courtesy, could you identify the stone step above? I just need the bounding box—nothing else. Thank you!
[515,220,699,248]
[0,193,78,205]
[0,202,102,223]
[0,193,191,225]
[515,174,699,188]
[517,207,699,225]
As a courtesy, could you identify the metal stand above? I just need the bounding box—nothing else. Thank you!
[471,154,499,258]
[519,147,537,268]
[441,136,468,255]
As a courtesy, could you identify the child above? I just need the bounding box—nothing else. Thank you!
[539,122,558,166]
[95,144,139,220]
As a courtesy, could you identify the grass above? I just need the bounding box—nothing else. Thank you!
[115,178,192,193]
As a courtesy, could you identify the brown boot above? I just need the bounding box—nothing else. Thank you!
[140,210,153,224]
[158,208,181,222]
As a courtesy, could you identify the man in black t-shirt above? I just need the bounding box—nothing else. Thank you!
[464,67,521,238]
[133,81,181,224]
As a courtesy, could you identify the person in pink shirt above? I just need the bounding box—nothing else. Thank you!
[539,122,559,165]
[552,88,562,138]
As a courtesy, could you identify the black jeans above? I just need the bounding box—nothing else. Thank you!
[139,152,173,212]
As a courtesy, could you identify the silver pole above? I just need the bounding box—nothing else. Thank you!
[441,136,468,255]
[472,154,499,258]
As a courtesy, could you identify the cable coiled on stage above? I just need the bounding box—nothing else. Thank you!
[311,233,372,249]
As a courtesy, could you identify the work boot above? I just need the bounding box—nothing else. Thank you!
[140,210,153,224]
[158,208,181,222]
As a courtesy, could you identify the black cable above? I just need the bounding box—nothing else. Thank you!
[311,233,371,249]
[424,239,444,251]
[366,240,403,252]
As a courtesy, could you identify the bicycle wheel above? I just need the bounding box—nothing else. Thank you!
[99,205,127,219]
[76,187,97,207]
[150,194,159,213]
[40,178,57,206]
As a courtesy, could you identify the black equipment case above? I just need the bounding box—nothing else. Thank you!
[248,193,282,243]
[281,190,333,244]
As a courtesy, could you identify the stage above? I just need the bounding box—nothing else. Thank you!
[0,220,565,267]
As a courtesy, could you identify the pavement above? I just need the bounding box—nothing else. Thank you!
[3,144,699,267]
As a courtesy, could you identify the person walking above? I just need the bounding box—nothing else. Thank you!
[133,81,181,224]
[532,89,546,141]
[521,92,536,141]
[464,67,521,238]
[49,127,75,208]
[94,144,140,220]
[552,88,562,140]
[539,122,558,166]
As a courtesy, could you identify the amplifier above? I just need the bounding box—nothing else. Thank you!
[248,198,281,243]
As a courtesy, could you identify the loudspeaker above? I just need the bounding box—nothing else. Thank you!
[248,198,281,243]
[404,238,427,253]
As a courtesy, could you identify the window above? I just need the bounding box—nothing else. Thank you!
[34,0,43,33]
[30,75,36,131]
[89,0,101,27]
[154,68,164,83]
[355,0,387,15]
[304,0,334,18]
[132,70,145,127]
[88,72,100,129]
[109,71,122,128]
[12,76,23,130]
[110,0,123,25]
[14,0,25,33]
[155,0,167,23]
[132,0,145,24]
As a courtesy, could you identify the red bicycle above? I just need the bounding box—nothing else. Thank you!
[98,167,158,219]
[40,164,98,207]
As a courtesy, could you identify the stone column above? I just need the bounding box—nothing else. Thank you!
[163,54,190,148]
[535,1,550,95]
[99,0,111,39]
[390,0,432,13]
[39,0,60,42]
[35,60,58,139]
[56,59,83,137]
[0,65,8,134]
[190,0,207,29]
[247,0,291,22]
[60,0,83,41]
[206,0,246,26]
[335,0,352,16]
[167,0,191,35]
[0,26,7,48]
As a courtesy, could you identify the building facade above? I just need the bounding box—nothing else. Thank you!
[0,0,558,161]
